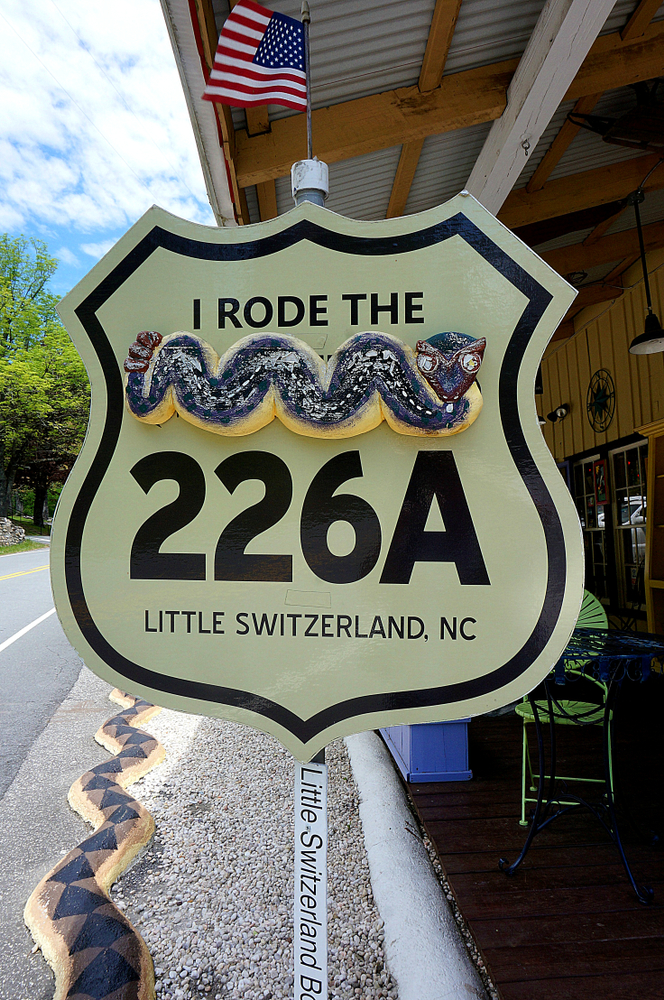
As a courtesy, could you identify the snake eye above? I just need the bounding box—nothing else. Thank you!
[459,351,481,373]
[417,353,437,373]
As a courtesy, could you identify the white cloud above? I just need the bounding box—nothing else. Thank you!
[81,240,115,260]
[56,245,79,266]
[0,0,216,236]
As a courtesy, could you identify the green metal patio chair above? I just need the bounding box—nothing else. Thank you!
[517,591,610,826]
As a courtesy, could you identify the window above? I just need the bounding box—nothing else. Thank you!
[573,455,608,601]
[609,442,648,610]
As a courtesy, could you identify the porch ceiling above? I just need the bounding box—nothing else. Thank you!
[161,0,664,337]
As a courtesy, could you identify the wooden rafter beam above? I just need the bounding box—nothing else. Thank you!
[528,0,661,206]
[419,0,464,93]
[256,179,278,220]
[550,319,575,342]
[466,0,616,213]
[386,0,462,218]
[621,0,663,41]
[583,204,628,245]
[604,256,640,282]
[526,93,600,194]
[499,153,664,229]
[386,139,424,218]
[566,279,625,316]
[234,20,664,188]
[550,261,637,341]
[542,219,664,273]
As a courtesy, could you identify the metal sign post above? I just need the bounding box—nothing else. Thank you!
[294,752,327,1000]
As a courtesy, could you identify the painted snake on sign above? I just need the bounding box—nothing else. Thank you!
[124,330,485,438]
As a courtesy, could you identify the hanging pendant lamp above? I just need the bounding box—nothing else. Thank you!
[627,188,664,354]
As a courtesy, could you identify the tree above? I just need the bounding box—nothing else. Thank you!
[0,236,90,518]
[0,235,59,352]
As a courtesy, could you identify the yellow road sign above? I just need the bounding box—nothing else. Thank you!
[52,194,582,760]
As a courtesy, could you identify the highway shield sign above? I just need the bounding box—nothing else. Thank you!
[52,194,583,760]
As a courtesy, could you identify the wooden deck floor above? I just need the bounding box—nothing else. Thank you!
[407,676,664,999]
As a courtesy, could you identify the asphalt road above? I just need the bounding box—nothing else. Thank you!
[0,544,81,797]
[0,544,116,998]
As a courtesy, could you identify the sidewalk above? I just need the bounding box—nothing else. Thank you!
[15,668,487,1000]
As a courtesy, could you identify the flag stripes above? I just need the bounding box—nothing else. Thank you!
[203,0,307,111]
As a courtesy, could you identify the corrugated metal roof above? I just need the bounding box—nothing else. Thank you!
[196,0,664,254]
[529,190,664,254]
[445,0,664,77]
[514,87,650,190]
[444,0,546,75]
[275,145,403,218]
[214,0,438,125]
[574,262,621,286]
[606,186,664,234]
[544,88,651,185]
[514,99,577,188]
[404,122,492,215]
[244,183,260,224]
[534,228,595,255]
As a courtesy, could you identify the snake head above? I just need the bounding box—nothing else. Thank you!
[415,336,486,401]
[124,331,163,373]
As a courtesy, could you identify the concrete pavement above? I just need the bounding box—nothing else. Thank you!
[0,546,83,798]
[0,546,115,998]
[0,546,489,1000]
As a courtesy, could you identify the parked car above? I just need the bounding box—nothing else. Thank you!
[597,496,646,528]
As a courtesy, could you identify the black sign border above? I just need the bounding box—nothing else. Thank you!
[67,212,561,742]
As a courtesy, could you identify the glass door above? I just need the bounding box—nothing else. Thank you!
[610,442,648,610]
[573,456,608,601]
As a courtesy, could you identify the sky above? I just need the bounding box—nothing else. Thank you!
[0,0,216,296]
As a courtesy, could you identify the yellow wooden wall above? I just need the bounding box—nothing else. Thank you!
[538,250,664,462]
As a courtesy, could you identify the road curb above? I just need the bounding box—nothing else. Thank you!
[346,730,487,1000]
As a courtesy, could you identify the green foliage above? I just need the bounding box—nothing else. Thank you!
[0,322,90,463]
[0,234,59,353]
[0,539,49,555]
[0,233,90,518]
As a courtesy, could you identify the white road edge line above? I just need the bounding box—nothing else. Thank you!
[0,608,56,654]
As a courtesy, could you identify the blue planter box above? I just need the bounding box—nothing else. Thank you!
[380,720,472,783]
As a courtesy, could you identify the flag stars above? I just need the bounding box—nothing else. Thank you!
[254,11,304,70]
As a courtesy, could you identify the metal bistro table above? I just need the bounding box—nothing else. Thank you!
[499,627,664,904]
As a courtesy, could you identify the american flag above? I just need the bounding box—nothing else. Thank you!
[202,0,307,112]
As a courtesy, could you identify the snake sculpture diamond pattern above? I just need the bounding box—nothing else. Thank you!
[123,329,486,438]
[25,692,164,1000]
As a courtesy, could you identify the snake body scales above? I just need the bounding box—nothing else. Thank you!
[124,330,484,438]
[25,691,164,1000]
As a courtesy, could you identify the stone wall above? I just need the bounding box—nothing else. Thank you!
[0,518,26,547]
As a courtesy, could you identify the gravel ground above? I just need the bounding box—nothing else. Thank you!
[115,710,399,1000]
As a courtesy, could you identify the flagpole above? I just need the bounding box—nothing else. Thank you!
[291,1,328,208]
[301,1,313,160]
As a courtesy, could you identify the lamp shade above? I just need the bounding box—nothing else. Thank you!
[629,312,664,354]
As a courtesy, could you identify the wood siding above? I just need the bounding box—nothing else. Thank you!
[539,251,664,462]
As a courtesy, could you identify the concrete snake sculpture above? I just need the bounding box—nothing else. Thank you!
[25,691,164,1000]
[124,330,485,438]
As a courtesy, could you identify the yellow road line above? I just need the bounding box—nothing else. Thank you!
[0,564,49,582]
